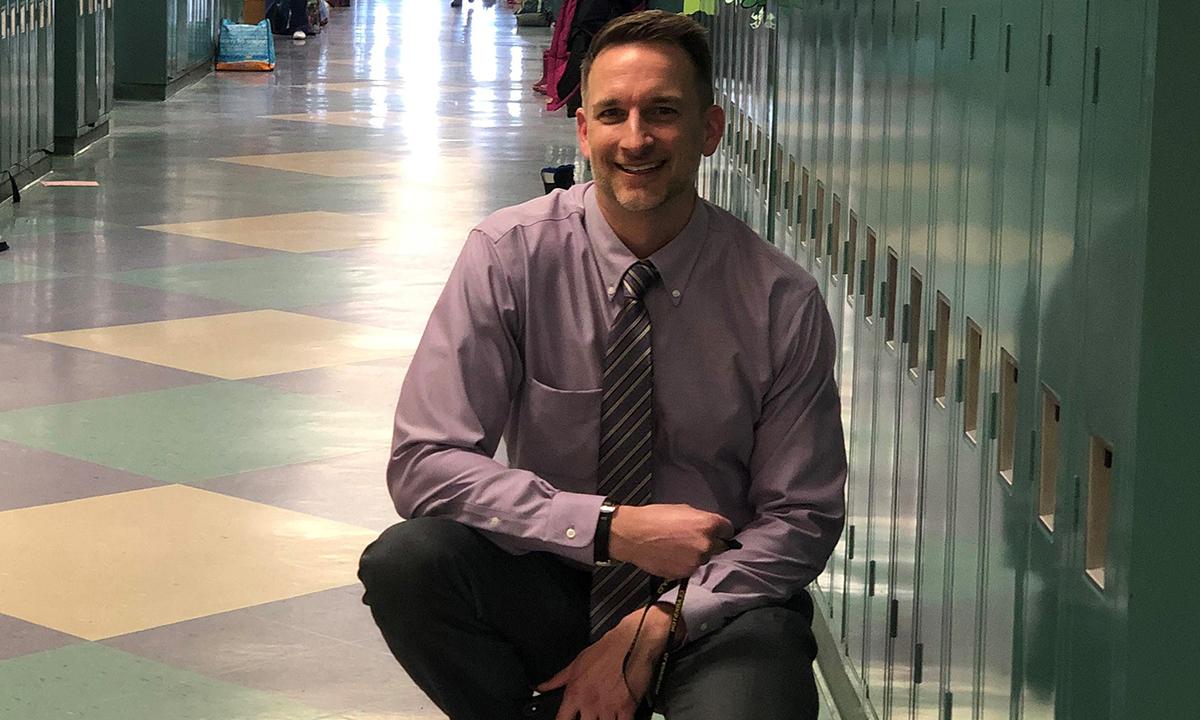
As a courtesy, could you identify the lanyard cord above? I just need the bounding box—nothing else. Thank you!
[620,578,688,710]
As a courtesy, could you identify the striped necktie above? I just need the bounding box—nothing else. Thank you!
[590,260,659,640]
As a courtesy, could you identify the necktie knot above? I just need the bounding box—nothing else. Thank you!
[621,260,659,303]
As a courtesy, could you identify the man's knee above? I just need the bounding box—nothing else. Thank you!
[358,516,483,602]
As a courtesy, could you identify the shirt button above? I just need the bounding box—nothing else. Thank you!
[566,527,577,539]
[489,517,500,527]
[700,622,709,632]
[672,289,681,298]
[607,286,615,295]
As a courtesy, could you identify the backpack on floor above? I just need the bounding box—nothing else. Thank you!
[216,19,277,71]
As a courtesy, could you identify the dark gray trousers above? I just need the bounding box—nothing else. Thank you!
[358,517,820,720]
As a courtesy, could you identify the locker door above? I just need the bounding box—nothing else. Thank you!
[1063,0,1149,716]
[976,1,1047,718]
[911,2,970,718]
[830,0,874,664]
[18,0,30,160]
[796,0,818,273]
[1,0,10,175]
[887,2,939,717]
[38,0,50,151]
[864,0,913,707]
[945,1,1005,718]
[1020,0,1090,715]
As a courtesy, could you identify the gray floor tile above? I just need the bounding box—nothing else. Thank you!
[0,439,164,511]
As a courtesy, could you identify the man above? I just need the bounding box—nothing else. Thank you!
[358,10,846,720]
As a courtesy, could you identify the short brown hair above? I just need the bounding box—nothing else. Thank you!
[580,10,715,109]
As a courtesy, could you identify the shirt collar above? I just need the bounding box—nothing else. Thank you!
[583,182,709,307]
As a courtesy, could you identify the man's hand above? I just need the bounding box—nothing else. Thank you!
[537,605,673,720]
[608,504,736,579]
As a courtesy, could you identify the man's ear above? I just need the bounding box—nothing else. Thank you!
[576,106,593,161]
[701,103,725,157]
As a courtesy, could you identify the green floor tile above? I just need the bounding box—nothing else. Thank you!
[109,256,401,310]
[0,643,328,720]
[0,260,64,284]
[0,382,390,484]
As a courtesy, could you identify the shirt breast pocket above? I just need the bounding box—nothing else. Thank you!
[515,376,603,484]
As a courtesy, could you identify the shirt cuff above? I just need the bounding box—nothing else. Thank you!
[545,491,606,565]
[657,580,726,646]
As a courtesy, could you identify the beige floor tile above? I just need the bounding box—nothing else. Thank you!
[26,310,419,380]
[0,485,378,640]
[214,150,407,178]
[142,211,395,253]
[311,81,408,93]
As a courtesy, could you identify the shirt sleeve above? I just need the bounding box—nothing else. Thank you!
[661,285,847,644]
[387,229,605,564]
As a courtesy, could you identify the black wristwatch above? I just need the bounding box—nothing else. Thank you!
[594,501,619,566]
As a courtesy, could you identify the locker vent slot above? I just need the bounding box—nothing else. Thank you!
[885,249,899,345]
[914,642,924,683]
[934,293,951,404]
[998,349,1019,483]
[868,560,877,596]
[1039,387,1061,531]
[1045,34,1054,86]
[1086,437,1113,589]
[889,599,899,638]
[1093,47,1102,104]
[963,319,983,442]
[847,212,859,301]
[940,7,946,50]
[908,270,924,374]
[865,229,878,318]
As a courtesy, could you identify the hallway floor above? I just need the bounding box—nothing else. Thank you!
[0,1,835,717]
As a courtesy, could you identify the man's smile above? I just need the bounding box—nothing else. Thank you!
[615,160,667,175]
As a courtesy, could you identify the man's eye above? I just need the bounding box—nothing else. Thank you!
[652,106,679,117]
[598,109,622,120]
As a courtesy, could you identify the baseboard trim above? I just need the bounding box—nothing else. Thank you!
[811,590,874,720]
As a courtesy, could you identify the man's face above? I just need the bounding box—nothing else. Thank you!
[576,42,724,218]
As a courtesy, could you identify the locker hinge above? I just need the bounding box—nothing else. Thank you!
[1005,24,1013,72]
[859,260,868,295]
[880,282,889,319]
[914,642,924,684]
[784,181,792,209]
[848,524,856,559]
[969,14,977,60]
[889,599,899,638]
[868,560,877,596]
[927,329,937,371]
[989,392,999,440]
[810,209,819,240]
[826,223,834,256]
[955,358,965,402]
[1045,34,1054,86]
[843,241,851,275]
[944,691,954,718]
[901,304,912,344]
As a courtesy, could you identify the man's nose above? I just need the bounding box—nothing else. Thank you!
[619,113,654,154]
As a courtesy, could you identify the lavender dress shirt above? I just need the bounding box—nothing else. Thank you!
[389,182,847,643]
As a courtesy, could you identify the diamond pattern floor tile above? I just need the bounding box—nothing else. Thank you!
[0,485,378,639]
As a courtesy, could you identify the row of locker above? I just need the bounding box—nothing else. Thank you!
[0,0,113,186]
[696,1,1160,718]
